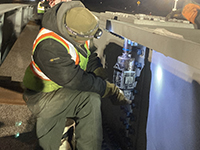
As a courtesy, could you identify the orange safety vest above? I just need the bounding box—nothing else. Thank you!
[24,28,91,92]
[30,27,90,81]
[182,3,200,24]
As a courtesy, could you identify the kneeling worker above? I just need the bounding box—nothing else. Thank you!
[23,1,131,150]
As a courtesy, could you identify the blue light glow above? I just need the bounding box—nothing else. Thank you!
[156,65,163,82]
[15,132,20,138]
[152,64,163,100]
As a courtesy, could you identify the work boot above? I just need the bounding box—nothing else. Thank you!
[59,118,76,150]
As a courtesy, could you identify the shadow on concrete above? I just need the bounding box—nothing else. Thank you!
[0,130,39,150]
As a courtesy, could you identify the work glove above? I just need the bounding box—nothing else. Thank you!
[165,9,184,21]
[93,67,108,80]
[102,81,132,105]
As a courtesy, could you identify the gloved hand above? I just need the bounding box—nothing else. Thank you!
[93,67,108,80]
[165,9,184,21]
[102,81,132,105]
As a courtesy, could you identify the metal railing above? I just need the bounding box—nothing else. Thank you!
[0,3,34,65]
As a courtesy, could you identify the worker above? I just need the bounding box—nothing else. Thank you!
[37,0,52,14]
[36,0,73,28]
[22,1,131,150]
[165,0,200,29]
[36,0,50,28]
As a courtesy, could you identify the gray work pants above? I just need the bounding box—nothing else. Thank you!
[23,88,102,150]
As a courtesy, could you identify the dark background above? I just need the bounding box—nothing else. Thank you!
[1,0,200,17]
[83,0,200,16]
[83,0,177,16]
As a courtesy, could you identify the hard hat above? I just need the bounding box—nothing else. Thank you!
[65,7,102,41]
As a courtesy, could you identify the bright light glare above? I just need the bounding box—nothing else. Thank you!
[173,0,179,11]
[154,65,163,97]
[156,66,162,82]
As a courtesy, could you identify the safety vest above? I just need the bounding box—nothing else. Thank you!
[37,1,45,14]
[24,28,91,92]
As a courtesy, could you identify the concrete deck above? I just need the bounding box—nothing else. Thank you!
[0,21,39,105]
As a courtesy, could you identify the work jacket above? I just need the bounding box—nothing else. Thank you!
[24,28,91,92]
[23,1,106,96]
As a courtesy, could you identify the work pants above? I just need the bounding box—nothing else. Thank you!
[23,88,103,150]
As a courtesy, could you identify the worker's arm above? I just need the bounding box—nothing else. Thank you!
[86,52,102,73]
[165,1,200,28]
[85,39,108,80]
[85,52,107,80]
[182,3,200,28]
[33,39,106,96]
[33,39,131,105]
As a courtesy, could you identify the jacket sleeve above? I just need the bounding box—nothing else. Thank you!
[33,39,106,96]
[86,39,103,73]
[86,52,103,73]
[182,2,200,24]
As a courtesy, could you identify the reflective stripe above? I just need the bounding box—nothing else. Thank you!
[33,28,79,64]
[31,28,80,80]
[85,40,90,49]
[37,1,45,13]
[30,56,50,81]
